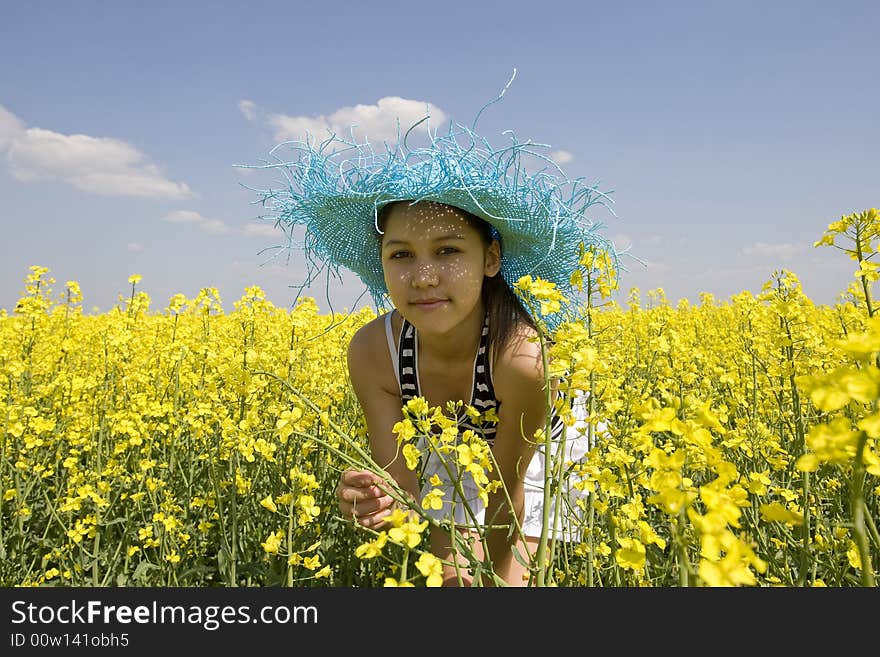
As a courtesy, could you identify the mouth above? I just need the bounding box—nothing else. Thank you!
[410,299,449,310]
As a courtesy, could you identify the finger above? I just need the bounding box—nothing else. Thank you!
[344,484,387,504]
[351,471,389,490]
[341,469,373,487]
[372,495,402,521]
[340,469,358,486]
[357,507,392,529]
[343,494,374,518]
[351,496,382,519]
[360,495,398,520]
[339,486,373,506]
[349,491,397,520]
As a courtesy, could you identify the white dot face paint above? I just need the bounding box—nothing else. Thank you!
[380,202,500,336]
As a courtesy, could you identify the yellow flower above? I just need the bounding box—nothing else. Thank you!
[275,407,303,441]
[392,418,416,443]
[383,578,414,587]
[515,275,568,316]
[846,542,862,570]
[759,502,804,526]
[638,521,666,550]
[355,533,388,559]
[403,443,421,470]
[415,552,444,587]
[800,417,858,466]
[614,537,646,572]
[404,397,430,417]
[261,530,284,555]
[296,495,321,524]
[421,488,445,511]
[387,509,428,549]
[259,495,278,513]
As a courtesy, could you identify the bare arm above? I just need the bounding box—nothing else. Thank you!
[483,330,549,582]
[339,317,420,528]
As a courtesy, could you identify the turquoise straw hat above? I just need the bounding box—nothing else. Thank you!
[238,71,621,329]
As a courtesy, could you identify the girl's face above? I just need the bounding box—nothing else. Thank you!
[380,202,501,334]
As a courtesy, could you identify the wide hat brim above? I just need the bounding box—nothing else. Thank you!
[244,117,619,327]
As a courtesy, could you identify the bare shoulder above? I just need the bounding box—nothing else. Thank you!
[347,313,384,361]
[347,312,398,395]
[492,323,547,396]
[491,323,549,461]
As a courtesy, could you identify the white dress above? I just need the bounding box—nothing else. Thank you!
[384,311,598,542]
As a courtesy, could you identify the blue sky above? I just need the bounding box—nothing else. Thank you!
[2,0,878,315]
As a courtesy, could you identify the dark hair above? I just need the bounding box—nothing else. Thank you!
[377,201,537,361]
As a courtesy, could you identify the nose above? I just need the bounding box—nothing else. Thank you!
[412,262,439,288]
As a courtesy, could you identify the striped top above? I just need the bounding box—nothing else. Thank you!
[384,311,565,445]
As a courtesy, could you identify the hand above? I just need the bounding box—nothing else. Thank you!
[336,469,397,530]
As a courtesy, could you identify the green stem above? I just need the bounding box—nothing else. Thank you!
[851,430,875,587]
[286,492,296,587]
[676,512,690,587]
[533,315,556,588]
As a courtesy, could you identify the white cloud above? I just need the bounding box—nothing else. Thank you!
[267,114,328,144]
[244,222,285,238]
[0,104,191,200]
[162,210,231,234]
[200,219,231,234]
[238,99,258,121]
[163,210,205,224]
[233,165,258,178]
[127,242,143,252]
[0,105,25,151]
[612,232,633,250]
[549,149,573,165]
[739,241,806,261]
[267,96,448,145]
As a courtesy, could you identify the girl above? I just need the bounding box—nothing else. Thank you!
[338,199,562,586]
[242,75,617,586]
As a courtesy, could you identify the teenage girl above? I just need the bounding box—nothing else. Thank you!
[336,199,583,586]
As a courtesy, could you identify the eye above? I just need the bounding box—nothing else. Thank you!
[438,246,460,255]
[387,250,411,260]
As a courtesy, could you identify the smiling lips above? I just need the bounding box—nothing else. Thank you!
[410,298,448,309]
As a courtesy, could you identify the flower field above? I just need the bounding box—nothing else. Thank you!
[1,210,878,587]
